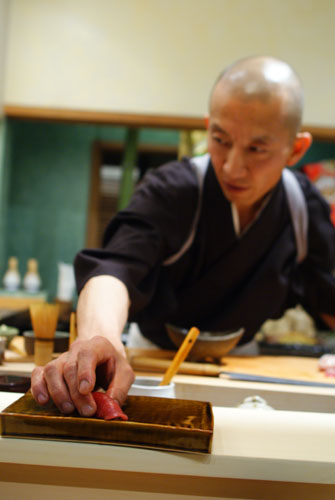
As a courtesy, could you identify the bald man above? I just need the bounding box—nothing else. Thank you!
[31,56,335,417]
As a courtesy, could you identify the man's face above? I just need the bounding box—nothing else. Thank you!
[207,88,295,213]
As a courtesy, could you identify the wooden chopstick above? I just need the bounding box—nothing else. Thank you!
[159,326,200,385]
[69,312,77,346]
[131,356,221,376]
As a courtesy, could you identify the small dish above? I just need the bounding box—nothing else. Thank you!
[0,374,31,392]
[23,330,69,355]
[0,324,19,348]
[128,376,176,398]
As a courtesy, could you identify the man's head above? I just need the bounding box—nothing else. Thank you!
[207,56,312,219]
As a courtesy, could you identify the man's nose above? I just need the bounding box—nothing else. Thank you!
[222,147,246,178]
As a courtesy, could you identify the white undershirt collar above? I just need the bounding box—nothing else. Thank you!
[231,192,272,237]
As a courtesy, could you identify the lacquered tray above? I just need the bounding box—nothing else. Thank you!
[0,391,213,454]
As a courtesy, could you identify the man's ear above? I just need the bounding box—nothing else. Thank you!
[286,132,313,166]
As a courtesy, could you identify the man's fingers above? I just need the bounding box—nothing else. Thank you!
[62,356,96,417]
[30,366,50,406]
[76,336,119,395]
[42,357,76,414]
[80,337,135,406]
[76,342,100,395]
[106,356,135,405]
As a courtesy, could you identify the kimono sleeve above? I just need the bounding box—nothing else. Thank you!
[74,160,198,315]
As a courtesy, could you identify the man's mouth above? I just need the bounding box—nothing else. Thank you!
[223,181,249,193]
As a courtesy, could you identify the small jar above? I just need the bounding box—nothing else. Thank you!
[3,257,21,292]
[23,258,41,293]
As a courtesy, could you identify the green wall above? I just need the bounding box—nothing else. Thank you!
[0,119,10,277]
[296,139,335,167]
[2,119,179,299]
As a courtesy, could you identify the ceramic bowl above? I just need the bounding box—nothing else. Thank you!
[0,374,31,392]
[128,376,176,398]
[166,323,245,361]
[0,324,19,348]
[23,330,69,355]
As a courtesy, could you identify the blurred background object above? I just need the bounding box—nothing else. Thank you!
[23,329,69,356]
[301,160,335,226]
[0,324,19,348]
[178,130,208,159]
[29,302,60,366]
[166,323,244,362]
[0,336,5,364]
[3,257,21,292]
[23,258,41,293]
[258,305,316,346]
[257,305,335,357]
[55,262,75,323]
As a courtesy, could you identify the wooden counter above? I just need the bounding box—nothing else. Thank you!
[0,290,47,310]
[0,392,335,499]
[2,346,335,412]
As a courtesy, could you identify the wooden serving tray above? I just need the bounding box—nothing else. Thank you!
[0,392,213,454]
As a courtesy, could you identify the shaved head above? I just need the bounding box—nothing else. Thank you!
[210,56,304,139]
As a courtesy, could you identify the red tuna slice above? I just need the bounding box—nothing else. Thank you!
[92,391,128,421]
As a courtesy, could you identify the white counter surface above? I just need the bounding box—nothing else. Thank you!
[1,391,334,485]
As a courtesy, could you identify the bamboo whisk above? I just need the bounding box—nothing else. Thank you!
[29,303,60,366]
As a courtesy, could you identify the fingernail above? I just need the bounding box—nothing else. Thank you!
[108,389,122,405]
[81,404,95,416]
[62,402,75,413]
[37,393,48,405]
[79,380,90,393]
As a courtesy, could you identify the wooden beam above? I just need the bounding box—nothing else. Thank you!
[4,105,206,130]
[4,105,335,140]
[301,125,335,142]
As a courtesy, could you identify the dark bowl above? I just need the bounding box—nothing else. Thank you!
[166,323,245,361]
[23,330,70,355]
[0,374,31,393]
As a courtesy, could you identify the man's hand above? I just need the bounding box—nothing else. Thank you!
[31,336,134,416]
[31,274,133,415]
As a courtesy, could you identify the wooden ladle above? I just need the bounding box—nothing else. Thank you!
[159,326,200,385]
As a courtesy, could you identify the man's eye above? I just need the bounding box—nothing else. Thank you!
[249,145,267,153]
[213,136,230,147]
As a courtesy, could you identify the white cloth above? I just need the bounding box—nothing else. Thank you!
[229,338,259,356]
[127,323,159,349]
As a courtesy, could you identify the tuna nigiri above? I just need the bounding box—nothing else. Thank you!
[92,391,128,421]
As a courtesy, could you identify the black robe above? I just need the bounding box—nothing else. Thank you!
[75,157,335,348]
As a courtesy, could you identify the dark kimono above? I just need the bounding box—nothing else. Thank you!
[75,157,335,348]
